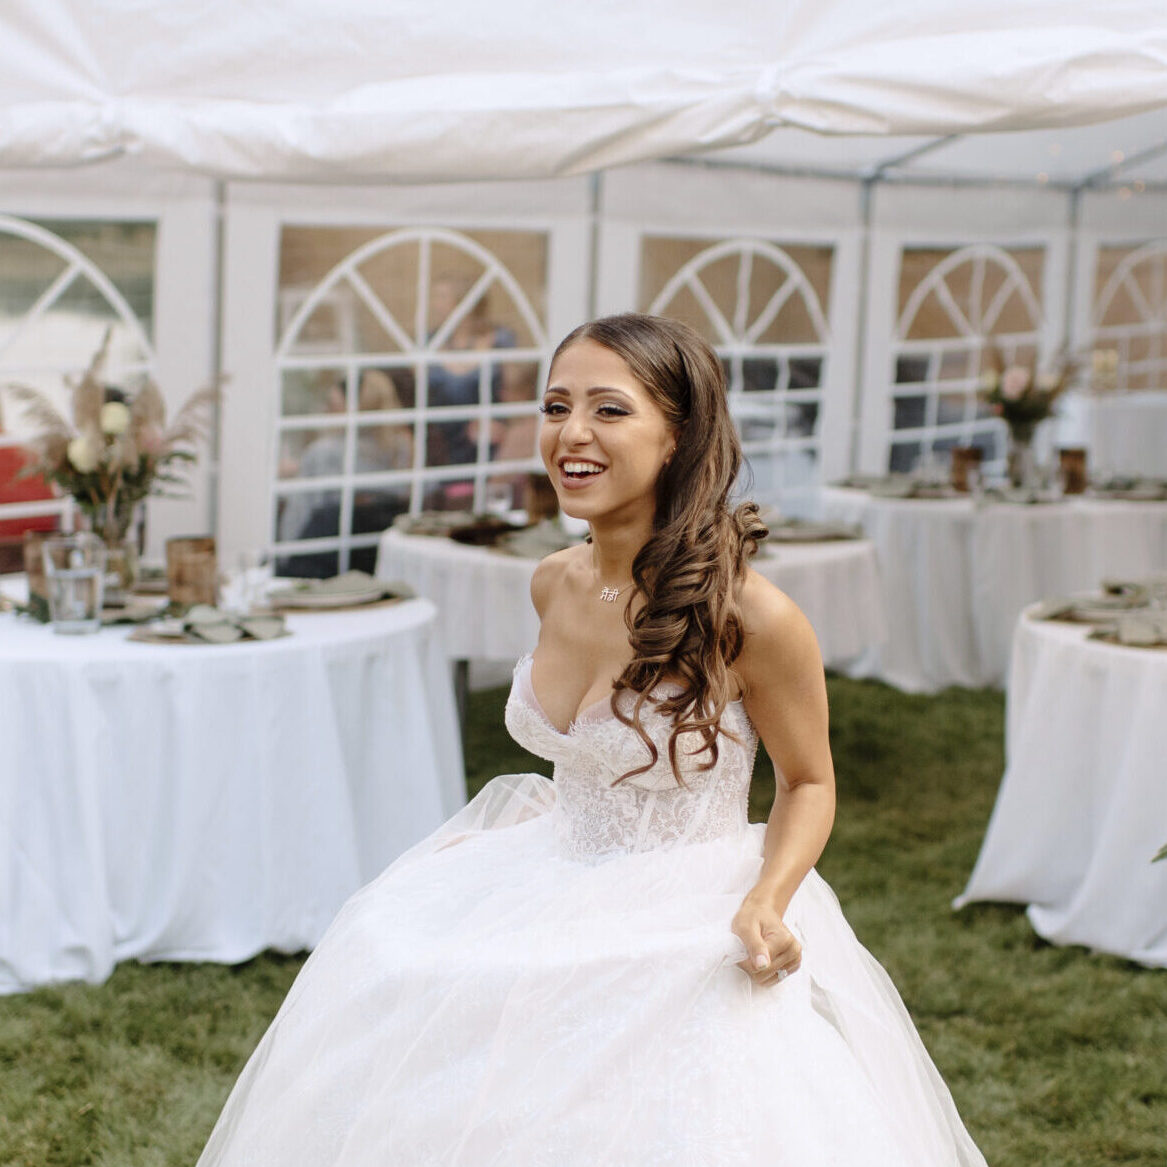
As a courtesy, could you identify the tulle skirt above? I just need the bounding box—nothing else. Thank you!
[198,774,985,1166]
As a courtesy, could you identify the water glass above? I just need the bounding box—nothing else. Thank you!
[42,533,106,634]
[484,481,513,517]
[221,549,273,614]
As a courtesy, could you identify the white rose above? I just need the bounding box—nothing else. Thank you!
[1001,366,1031,401]
[100,401,131,435]
[66,436,101,473]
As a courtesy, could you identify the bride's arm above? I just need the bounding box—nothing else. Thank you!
[732,571,836,985]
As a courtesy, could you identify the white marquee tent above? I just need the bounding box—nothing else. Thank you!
[1,0,1166,561]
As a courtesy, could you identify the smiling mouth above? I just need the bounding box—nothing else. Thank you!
[559,460,606,481]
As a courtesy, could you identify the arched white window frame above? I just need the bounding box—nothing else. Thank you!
[647,237,833,513]
[1091,240,1167,392]
[0,214,158,532]
[886,242,1044,473]
[272,225,550,571]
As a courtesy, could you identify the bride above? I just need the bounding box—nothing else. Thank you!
[198,314,986,1165]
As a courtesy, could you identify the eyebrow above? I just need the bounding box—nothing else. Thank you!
[543,385,634,398]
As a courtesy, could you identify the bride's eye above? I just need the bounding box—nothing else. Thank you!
[596,404,630,418]
[539,401,568,417]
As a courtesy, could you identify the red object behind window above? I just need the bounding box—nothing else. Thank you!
[0,445,58,536]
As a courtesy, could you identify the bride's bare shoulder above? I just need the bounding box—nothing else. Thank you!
[530,543,590,618]
[735,568,822,683]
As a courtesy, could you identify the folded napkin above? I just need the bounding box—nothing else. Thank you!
[1032,579,1152,626]
[134,606,289,644]
[1089,612,1167,648]
[185,606,288,643]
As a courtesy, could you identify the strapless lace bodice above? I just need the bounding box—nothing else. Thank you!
[504,655,756,861]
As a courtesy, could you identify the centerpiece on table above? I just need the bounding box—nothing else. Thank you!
[6,330,218,604]
[978,345,1076,489]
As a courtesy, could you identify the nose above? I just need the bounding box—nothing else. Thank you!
[560,405,594,447]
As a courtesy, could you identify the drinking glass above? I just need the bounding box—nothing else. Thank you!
[42,533,106,634]
[222,549,273,613]
[484,480,513,517]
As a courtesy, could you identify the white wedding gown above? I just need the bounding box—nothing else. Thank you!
[198,655,986,1166]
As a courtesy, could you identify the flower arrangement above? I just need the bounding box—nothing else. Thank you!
[977,344,1077,445]
[5,329,219,545]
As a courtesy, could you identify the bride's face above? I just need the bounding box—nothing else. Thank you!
[540,338,676,524]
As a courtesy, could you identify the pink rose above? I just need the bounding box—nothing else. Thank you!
[139,424,166,456]
[1001,366,1030,401]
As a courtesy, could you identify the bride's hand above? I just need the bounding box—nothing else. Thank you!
[732,894,802,987]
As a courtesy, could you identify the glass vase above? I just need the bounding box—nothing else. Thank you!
[83,505,141,607]
[1006,425,1038,490]
[101,538,140,606]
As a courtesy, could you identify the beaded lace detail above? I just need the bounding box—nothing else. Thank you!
[504,655,756,862]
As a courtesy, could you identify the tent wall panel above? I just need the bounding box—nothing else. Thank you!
[599,164,862,509]
[217,179,592,563]
[857,183,1072,475]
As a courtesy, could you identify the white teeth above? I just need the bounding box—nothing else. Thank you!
[563,461,604,474]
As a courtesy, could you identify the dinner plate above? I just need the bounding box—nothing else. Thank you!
[267,586,390,609]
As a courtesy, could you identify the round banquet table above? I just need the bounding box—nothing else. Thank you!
[954,610,1167,966]
[0,591,465,994]
[376,527,887,670]
[821,486,1167,692]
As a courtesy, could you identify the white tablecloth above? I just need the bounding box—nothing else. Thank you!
[821,487,1167,692]
[955,612,1167,967]
[377,528,886,669]
[0,595,465,993]
[1082,392,1167,479]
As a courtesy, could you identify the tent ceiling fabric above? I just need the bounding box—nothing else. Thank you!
[715,106,1167,187]
[0,0,1166,184]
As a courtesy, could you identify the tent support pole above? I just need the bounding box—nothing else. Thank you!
[848,176,875,476]
[208,179,226,536]
[1064,185,1082,349]
[587,171,602,319]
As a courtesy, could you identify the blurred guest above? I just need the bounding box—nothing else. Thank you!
[426,275,515,474]
[279,370,411,546]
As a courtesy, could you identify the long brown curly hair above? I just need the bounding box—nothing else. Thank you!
[551,313,768,784]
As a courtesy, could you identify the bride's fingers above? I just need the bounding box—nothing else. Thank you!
[764,933,802,968]
[760,954,802,983]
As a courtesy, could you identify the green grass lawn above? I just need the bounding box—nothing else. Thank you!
[2,676,1164,1166]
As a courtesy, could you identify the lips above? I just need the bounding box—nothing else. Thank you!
[556,458,606,489]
